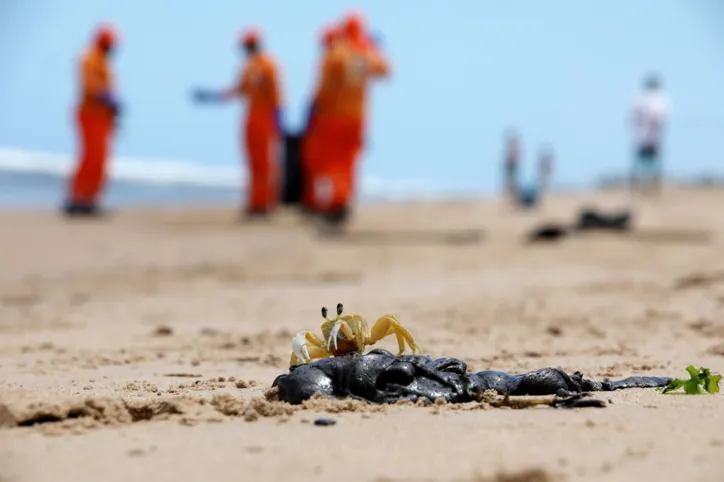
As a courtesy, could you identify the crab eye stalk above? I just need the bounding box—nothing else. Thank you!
[321,306,328,319]
[337,303,343,316]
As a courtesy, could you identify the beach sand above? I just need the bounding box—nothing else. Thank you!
[1,188,723,482]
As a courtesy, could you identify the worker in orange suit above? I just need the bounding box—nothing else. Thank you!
[64,24,122,217]
[308,12,390,229]
[346,23,384,200]
[193,28,284,220]
[300,24,341,214]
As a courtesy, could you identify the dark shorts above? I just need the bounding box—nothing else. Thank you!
[636,144,659,165]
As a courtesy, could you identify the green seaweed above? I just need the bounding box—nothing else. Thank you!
[658,366,721,395]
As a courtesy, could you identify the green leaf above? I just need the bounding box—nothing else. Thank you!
[705,374,722,394]
[659,366,721,395]
[683,379,703,394]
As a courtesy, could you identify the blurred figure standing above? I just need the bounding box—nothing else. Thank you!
[538,145,554,193]
[300,24,340,215]
[502,129,520,203]
[194,28,284,220]
[64,24,122,217]
[631,73,669,195]
[308,11,391,230]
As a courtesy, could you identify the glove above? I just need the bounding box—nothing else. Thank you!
[98,90,121,116]
[274,108,284,133]
[192,88,226,103]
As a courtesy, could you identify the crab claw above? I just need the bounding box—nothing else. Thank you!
[292,331,312,363]
[326,320,352,352]
[327,323,341,352]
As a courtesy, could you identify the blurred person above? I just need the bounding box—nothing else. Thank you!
[631,73,669,195]
[300,23,341,215]
[193,27,284,220]
[63,24,122,217]
[309,11,391,230]
[538,145,554,193]
[502,129,520,203]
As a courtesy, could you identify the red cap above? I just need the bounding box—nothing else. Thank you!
[240,27,261,47]
[94,23,118,49]
[341,9,366,47]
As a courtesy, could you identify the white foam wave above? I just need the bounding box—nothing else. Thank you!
[0,146,450,200]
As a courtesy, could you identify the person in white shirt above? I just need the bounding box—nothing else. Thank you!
[631,74,669,195]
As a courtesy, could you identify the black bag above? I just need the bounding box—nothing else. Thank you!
[575,208,632,231]
[280,132,304,205]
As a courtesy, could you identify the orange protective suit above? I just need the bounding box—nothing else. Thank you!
[229,31,283,213]
[68,25,118,207]
[301,24,340,210]
[309,14,390,214]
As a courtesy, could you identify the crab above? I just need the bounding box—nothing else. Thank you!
[290,303,422,366]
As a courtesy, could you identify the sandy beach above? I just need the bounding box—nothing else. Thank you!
[1,187,723,482]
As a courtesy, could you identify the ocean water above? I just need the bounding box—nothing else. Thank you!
[4,146,722,210]
[0,147,466,209]
[0,170,243,209]
[0,147,239,208]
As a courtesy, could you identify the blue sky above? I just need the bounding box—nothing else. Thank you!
[1,0,723,193]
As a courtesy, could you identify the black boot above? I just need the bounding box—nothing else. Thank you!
[326,206,349,225]
[62,201,103,217]
[317,206,350,235]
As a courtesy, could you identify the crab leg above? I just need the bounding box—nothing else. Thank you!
[367,314,422,355]
[290,330,332,366]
